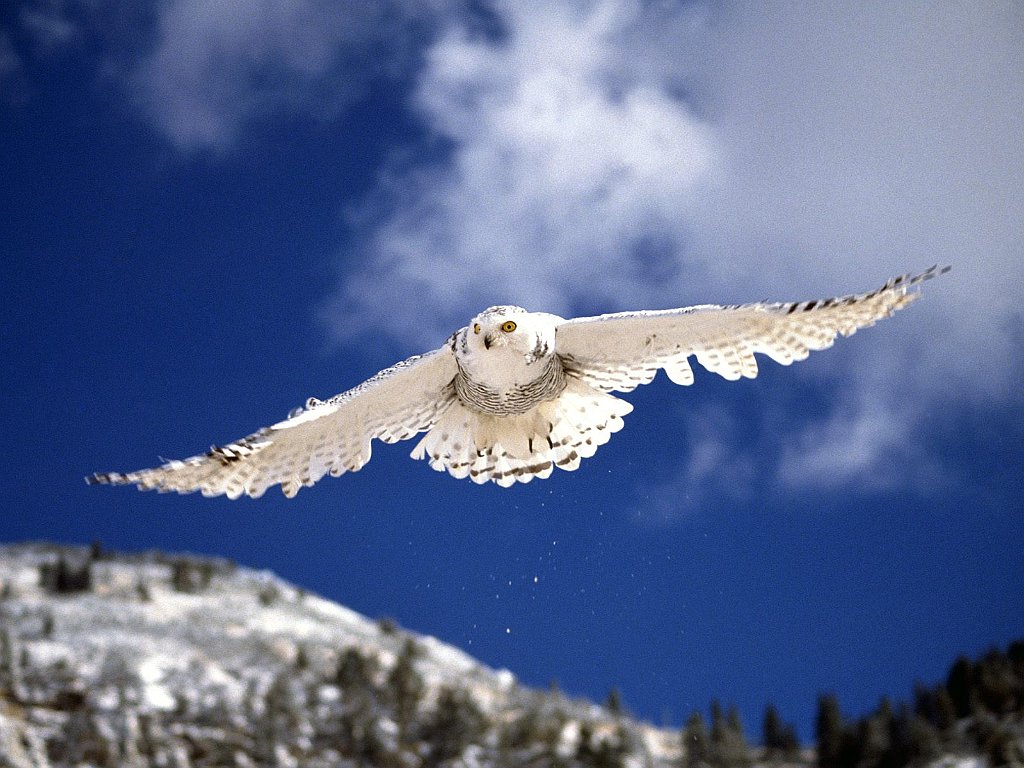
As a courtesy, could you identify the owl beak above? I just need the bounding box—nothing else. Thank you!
[483,332,498,350]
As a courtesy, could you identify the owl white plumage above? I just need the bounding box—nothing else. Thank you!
[87,266,948,497]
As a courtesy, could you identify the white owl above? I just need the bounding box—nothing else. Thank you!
[87,266,948,498]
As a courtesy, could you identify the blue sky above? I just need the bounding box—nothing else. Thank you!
[2,0,1023,742]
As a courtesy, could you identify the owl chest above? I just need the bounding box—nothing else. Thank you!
[454,353,567,415]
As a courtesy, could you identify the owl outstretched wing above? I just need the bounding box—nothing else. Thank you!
[554,266,948,393]
[87,346,458,499]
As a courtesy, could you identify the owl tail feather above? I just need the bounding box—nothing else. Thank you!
[410,379,633,487]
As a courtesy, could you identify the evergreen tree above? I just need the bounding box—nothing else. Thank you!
[386,638,424,748]
[708,703,750,768]
[933,687,957,735]
[39,555,92,594]
[537,705,571,768]
[815,694,845,768]
[907,714,942,765]
[170,558,213,593]
[977,648,1017,715]
[710,700,725,744]
[683,711,710,768]
[499,701,544,756]
[421,686,486,767]
[260,670,307,761]
[576,720,627,768]
[0,629,20,700]
[976,718,1024,767]
[856,697,892,768]
[946,656,975,719]
[606,687,623,717]
[884,701,945,768]
[763,703,800,761]
[337,647,378,693]
[727,705,751,767]
[763,704,784,754]
[578,722,599,765]
[336,648,381,760]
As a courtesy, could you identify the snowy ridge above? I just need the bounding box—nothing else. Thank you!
[0,543,680,767]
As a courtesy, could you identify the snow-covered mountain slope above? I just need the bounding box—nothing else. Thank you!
[0,543,680,768]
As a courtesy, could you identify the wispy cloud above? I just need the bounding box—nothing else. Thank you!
[12,0,1021,496]
[0,31,21,85]
[18,1,79,50]
[321,0,719,346]
[632,404,759,526]
[126,0,452,152]
[7,0,458,151]
[676,2,1024,494]
[321,1,1024,496]
[776,388,943,494]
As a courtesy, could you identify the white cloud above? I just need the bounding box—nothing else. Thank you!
[322,0,719,345]
[633,405,758,526]
[9,0,454,150]
[127,0,447,151]
[681,2,1024,491]
[19,2,79,49]
[776,388,944,494]
[0,31,21,83]
[16,0,1019,495]
[324,0,1023,497]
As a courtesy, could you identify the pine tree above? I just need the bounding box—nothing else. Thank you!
[946,656,975,719]
[683,711,710,768]
[606,687,623,717]
[907,714,942,765]
[170,558,212,593]
[576,720,627,768]
[933,687,957,735]
[39,555,92,594]
[260,670,307,763]
[386,638,424,748]
[336,646,381,758]
[815,694,845,768]
[708,702,750,768]
[726,705,751,767]
[421,686,486,767]
[0,629,20,700]
[763,703,799,761]
[710,700,725,742]
[538,705,571,768]
[977,648,1017,715]
[578,722,598,764]
[856,697,892,768]
[500,701,544,755]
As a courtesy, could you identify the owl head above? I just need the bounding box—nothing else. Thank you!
[467,306,555,364]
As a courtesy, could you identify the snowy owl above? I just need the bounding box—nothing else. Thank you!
[87,266,948,498]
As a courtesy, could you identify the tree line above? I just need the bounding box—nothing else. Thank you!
[678,640,1023,768]
[814,640,1023,768]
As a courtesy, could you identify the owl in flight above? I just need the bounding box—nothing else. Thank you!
[88,266,948,498]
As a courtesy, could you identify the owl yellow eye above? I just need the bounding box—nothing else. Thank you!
[501,320,517,333]
[473,323,481,334]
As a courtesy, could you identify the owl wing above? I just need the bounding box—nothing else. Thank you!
[87,345,459,499]
[554,266,948,393]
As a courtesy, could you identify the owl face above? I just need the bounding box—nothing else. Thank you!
[466,306,554,364]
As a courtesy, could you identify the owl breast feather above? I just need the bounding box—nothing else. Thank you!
[453,356,567,416]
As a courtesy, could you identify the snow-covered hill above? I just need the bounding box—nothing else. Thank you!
[0,543,680,767]
[4,544,1014,768]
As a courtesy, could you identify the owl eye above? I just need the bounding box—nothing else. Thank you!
[473,323,481,334]
[501,321,517,333]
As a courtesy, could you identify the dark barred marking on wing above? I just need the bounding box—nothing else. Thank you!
[556,266,949,393]
[85,346,459,498]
